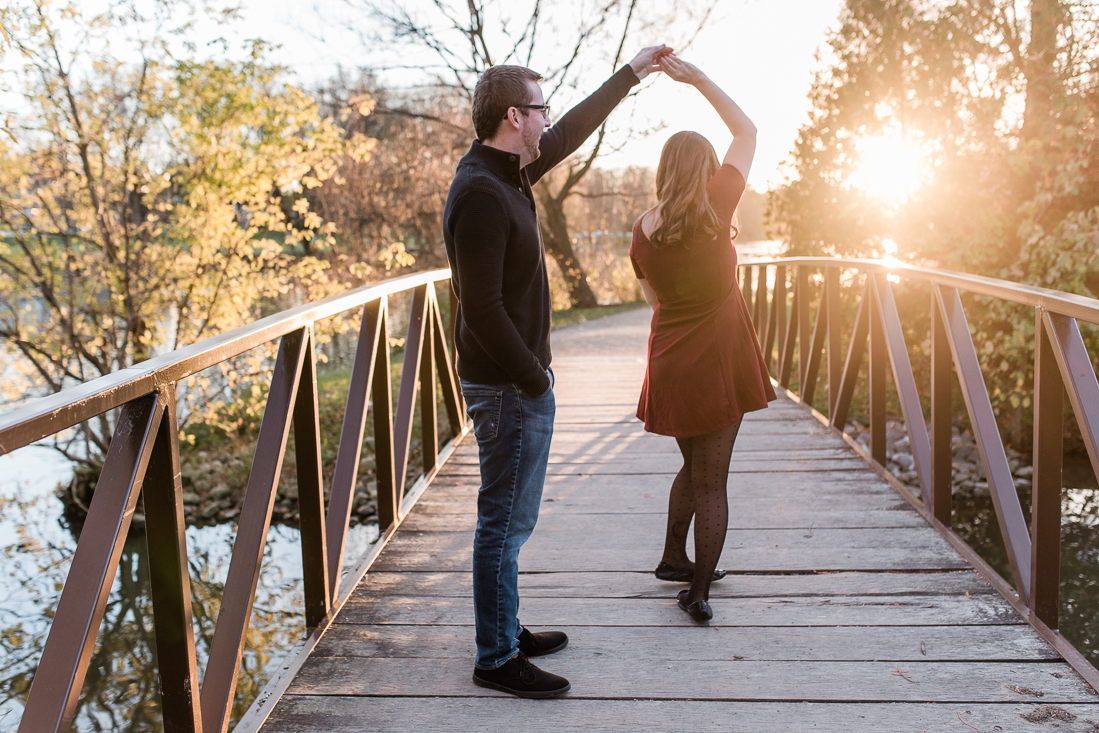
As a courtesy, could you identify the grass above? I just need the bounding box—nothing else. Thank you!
[551,302,646,331]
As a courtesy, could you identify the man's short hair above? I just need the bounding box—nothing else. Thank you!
[472,65,544,141]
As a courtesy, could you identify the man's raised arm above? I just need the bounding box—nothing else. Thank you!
[525,45,669,183]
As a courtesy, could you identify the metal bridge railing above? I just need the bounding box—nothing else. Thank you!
[0,268,467,733]
[741,256,1099,687]
[7,257,1099,730]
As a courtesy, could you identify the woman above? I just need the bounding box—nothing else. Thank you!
[630,54,775,621]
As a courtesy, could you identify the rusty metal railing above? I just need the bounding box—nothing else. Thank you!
[741,256,1099,685]
[0,269,468,733]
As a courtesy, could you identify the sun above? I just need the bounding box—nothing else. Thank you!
[848,132,924,203]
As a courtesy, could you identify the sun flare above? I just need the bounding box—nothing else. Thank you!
[848,133,924,203]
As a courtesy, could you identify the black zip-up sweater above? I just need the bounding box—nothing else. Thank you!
[444,65,640,396]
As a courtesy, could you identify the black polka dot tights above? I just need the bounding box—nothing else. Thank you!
[660,419,742,604]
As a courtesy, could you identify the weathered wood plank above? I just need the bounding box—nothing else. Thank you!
[312,623,1054,661]
[428,472,896,496]
[409,501,924,529]
[287,658,1090,703]
[399,507,927,529]
[372,546,969,573]
[399,505,918,532]
[336,594,1015,627]
[543,419,838,437]
[445,448,861,464]
[548,404,813,424]
[546,426,846,445]
[550,408,817,424]
[263,698,1099,733]
[381,525,961,554]
[442,457,871,475]
[350,570,995,599]
[401,510,916,534]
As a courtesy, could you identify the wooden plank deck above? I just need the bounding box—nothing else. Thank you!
[260,308,1099,732]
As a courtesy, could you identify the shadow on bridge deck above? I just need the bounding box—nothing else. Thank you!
[258,308,1099,732]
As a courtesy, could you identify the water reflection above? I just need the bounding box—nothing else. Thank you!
[952,454,1099,667]
[0,447,377,732]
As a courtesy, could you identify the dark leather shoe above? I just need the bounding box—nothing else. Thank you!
[472,651,571,698]
[654,561,727,583]
[677,589,714,621]
[518,627,568,656]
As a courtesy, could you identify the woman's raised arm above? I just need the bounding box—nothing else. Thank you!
[659,55,757,178]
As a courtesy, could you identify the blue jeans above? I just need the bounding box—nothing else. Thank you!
[461,369,555,669]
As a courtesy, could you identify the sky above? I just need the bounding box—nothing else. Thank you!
[230,0,846,191]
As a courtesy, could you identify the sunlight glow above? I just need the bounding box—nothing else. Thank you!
[881,238,902,282]
[848,133,924,203]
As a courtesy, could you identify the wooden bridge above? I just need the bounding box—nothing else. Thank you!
[252,309,1099,732]
[5,260,1099,732]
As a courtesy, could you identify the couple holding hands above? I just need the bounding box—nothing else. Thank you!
[442,44,775,698]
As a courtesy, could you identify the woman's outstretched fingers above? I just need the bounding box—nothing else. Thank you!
[660,55,703,85]
[631,44,673,79]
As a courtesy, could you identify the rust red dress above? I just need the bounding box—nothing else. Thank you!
[629,164,776,437]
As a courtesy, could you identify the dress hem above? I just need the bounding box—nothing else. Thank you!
[637,397,773,439]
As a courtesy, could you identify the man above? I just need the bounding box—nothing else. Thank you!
[443,46,670,698]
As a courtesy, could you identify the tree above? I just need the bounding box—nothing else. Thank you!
[767,0,1099,440]
[551,165,655,306]
[0,0,372,469]
[769,0,1099,276]
[311,73,470,270]
[0,11,15,142]
[349,0,717,307]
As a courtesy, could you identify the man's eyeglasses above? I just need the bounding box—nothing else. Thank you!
[514,104,551,119]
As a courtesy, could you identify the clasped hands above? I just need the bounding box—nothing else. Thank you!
[629,45,703,85]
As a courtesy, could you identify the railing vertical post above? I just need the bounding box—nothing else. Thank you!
[432,298,464,435]
[797,266,811,389]
[775,266,787,372]
[293,329,331,629]
[754,266,768,343]
[869,276,887,465]
[1043,313,1099,506]
[930,291,954,525]
[801,274,829,407]
[826,266,842,416]
[764,266,785,372]
[449,281,465,416]
[142,386,203,733]
[392,285,429,508]
[779,280,799,387]
[374,298,398,530]
[741,262,754,313]
[420,290,439,474]
[829,279,870,432]
[1031,308,1065,627]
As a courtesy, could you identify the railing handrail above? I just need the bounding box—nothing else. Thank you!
[0,268,452,457]
[741,256,1099,323]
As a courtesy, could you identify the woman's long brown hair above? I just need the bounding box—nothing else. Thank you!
[649,131,724,248]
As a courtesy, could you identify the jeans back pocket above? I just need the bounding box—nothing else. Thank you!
[462,388,503,441]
